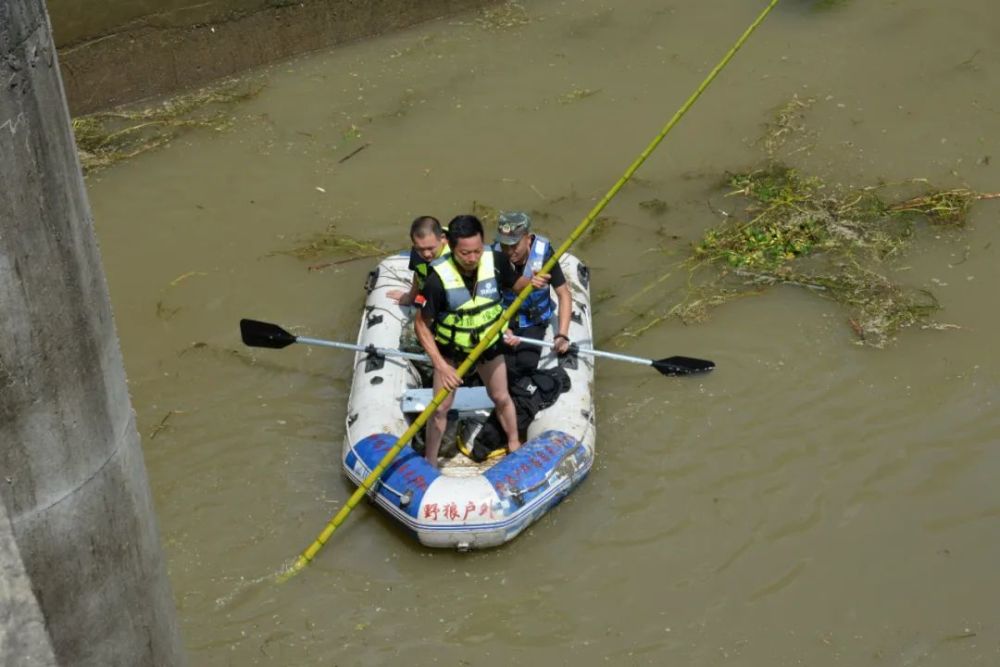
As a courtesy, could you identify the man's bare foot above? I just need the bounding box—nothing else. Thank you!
[507,442,521,453]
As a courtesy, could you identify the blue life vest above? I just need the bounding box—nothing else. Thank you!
[496,234,555,329]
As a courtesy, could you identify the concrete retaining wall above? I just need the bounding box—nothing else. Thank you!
[1,0,185,663]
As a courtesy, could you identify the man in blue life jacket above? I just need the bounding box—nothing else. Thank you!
[495,211,573,374]
[414,214,550,468]
[388,215,449,305]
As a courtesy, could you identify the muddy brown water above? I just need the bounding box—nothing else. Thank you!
[81,1,1000,664]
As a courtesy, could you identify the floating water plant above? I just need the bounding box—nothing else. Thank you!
[811,0,853,10]
[620,161,998,348]
[695,165,916,272]
[577,215,619,248]
[72,79,262,173]
[477,1,530,30]
[760,95,814,157]
[608,89,1000,348]
[639,199,670,216]
[276,224,385,261]
[471,201,500,226]
[888,188,1000,226]
[558,88,601,105]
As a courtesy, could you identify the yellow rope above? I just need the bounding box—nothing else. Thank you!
[277,0,780,581]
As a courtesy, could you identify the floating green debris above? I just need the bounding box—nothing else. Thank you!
[773,267,939,346]
[639,198,670,216]
[668,260,940,348]
[694,164,910,272]
[811,0,853,10]
[477,1,530,30]
[622,161,998,348]
[341,123,364,142]
[761,95,815,157]
[467,202,561,234]
[888,189,1000,226]
[593,288,617,305]
[631,285,746,339]
[558,88,601,105]
[72,79,262,173]
[577,215,619,248]
[276,224,385,261]
[148,410,181,441]
[471,201,500,226]
[155,300,181,321]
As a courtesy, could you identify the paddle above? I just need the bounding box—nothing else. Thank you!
[512,336,714,376]
[239,318,430,363]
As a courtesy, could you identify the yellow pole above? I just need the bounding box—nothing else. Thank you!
[278,0,780,581]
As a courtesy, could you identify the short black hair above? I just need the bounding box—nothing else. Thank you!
[446,215,484,248]
[409,216,443,241]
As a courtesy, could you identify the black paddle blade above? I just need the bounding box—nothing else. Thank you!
[653,356,715,376]
[240,319,297,349]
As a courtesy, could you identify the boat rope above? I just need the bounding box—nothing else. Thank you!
[276,0,781,581]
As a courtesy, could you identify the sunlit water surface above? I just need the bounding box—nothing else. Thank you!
[84,1,1000,664]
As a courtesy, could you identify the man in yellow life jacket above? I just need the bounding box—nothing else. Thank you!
[414,214,550,467]
[388,215,449,305]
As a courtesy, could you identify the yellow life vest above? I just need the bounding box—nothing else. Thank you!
[414,243,450,292]
[430,252,503,352]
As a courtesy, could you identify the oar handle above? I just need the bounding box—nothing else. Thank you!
[513,336,653,367]
[296,336,430,363]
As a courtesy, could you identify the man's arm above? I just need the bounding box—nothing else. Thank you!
[512,272,551,293]
[414,311,444,366]
[388,281,419,305]
[414,310,462,391]
[553,282,572,354]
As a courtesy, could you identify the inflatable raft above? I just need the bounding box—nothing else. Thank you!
[342,251,595,549]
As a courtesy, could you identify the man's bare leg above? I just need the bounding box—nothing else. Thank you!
[478,355,521,452]
[424,363,457,467]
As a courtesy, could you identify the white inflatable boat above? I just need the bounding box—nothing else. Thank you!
[341,251,596,549]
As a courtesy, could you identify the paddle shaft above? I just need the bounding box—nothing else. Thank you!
[296,336,430,363]
[513,336,656,368]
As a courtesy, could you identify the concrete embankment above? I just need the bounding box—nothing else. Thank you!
[1,0,185,663]
[50,0,498,114]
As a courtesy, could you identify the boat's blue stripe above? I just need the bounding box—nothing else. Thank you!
[483,430,583,505]
[344,458,591,534]
[344,430,591,535]
[345,433,439,519]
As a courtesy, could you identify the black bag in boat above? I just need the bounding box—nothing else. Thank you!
[458,366,571,462]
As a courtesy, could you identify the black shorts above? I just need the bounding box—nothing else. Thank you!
[442,340,504,367]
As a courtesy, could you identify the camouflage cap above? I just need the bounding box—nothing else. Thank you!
[496,211,532,245]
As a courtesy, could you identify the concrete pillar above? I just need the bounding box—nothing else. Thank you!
[0,1,185,665]
[1,503,57,667]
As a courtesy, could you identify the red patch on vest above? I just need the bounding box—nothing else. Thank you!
[414,294,427,307]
